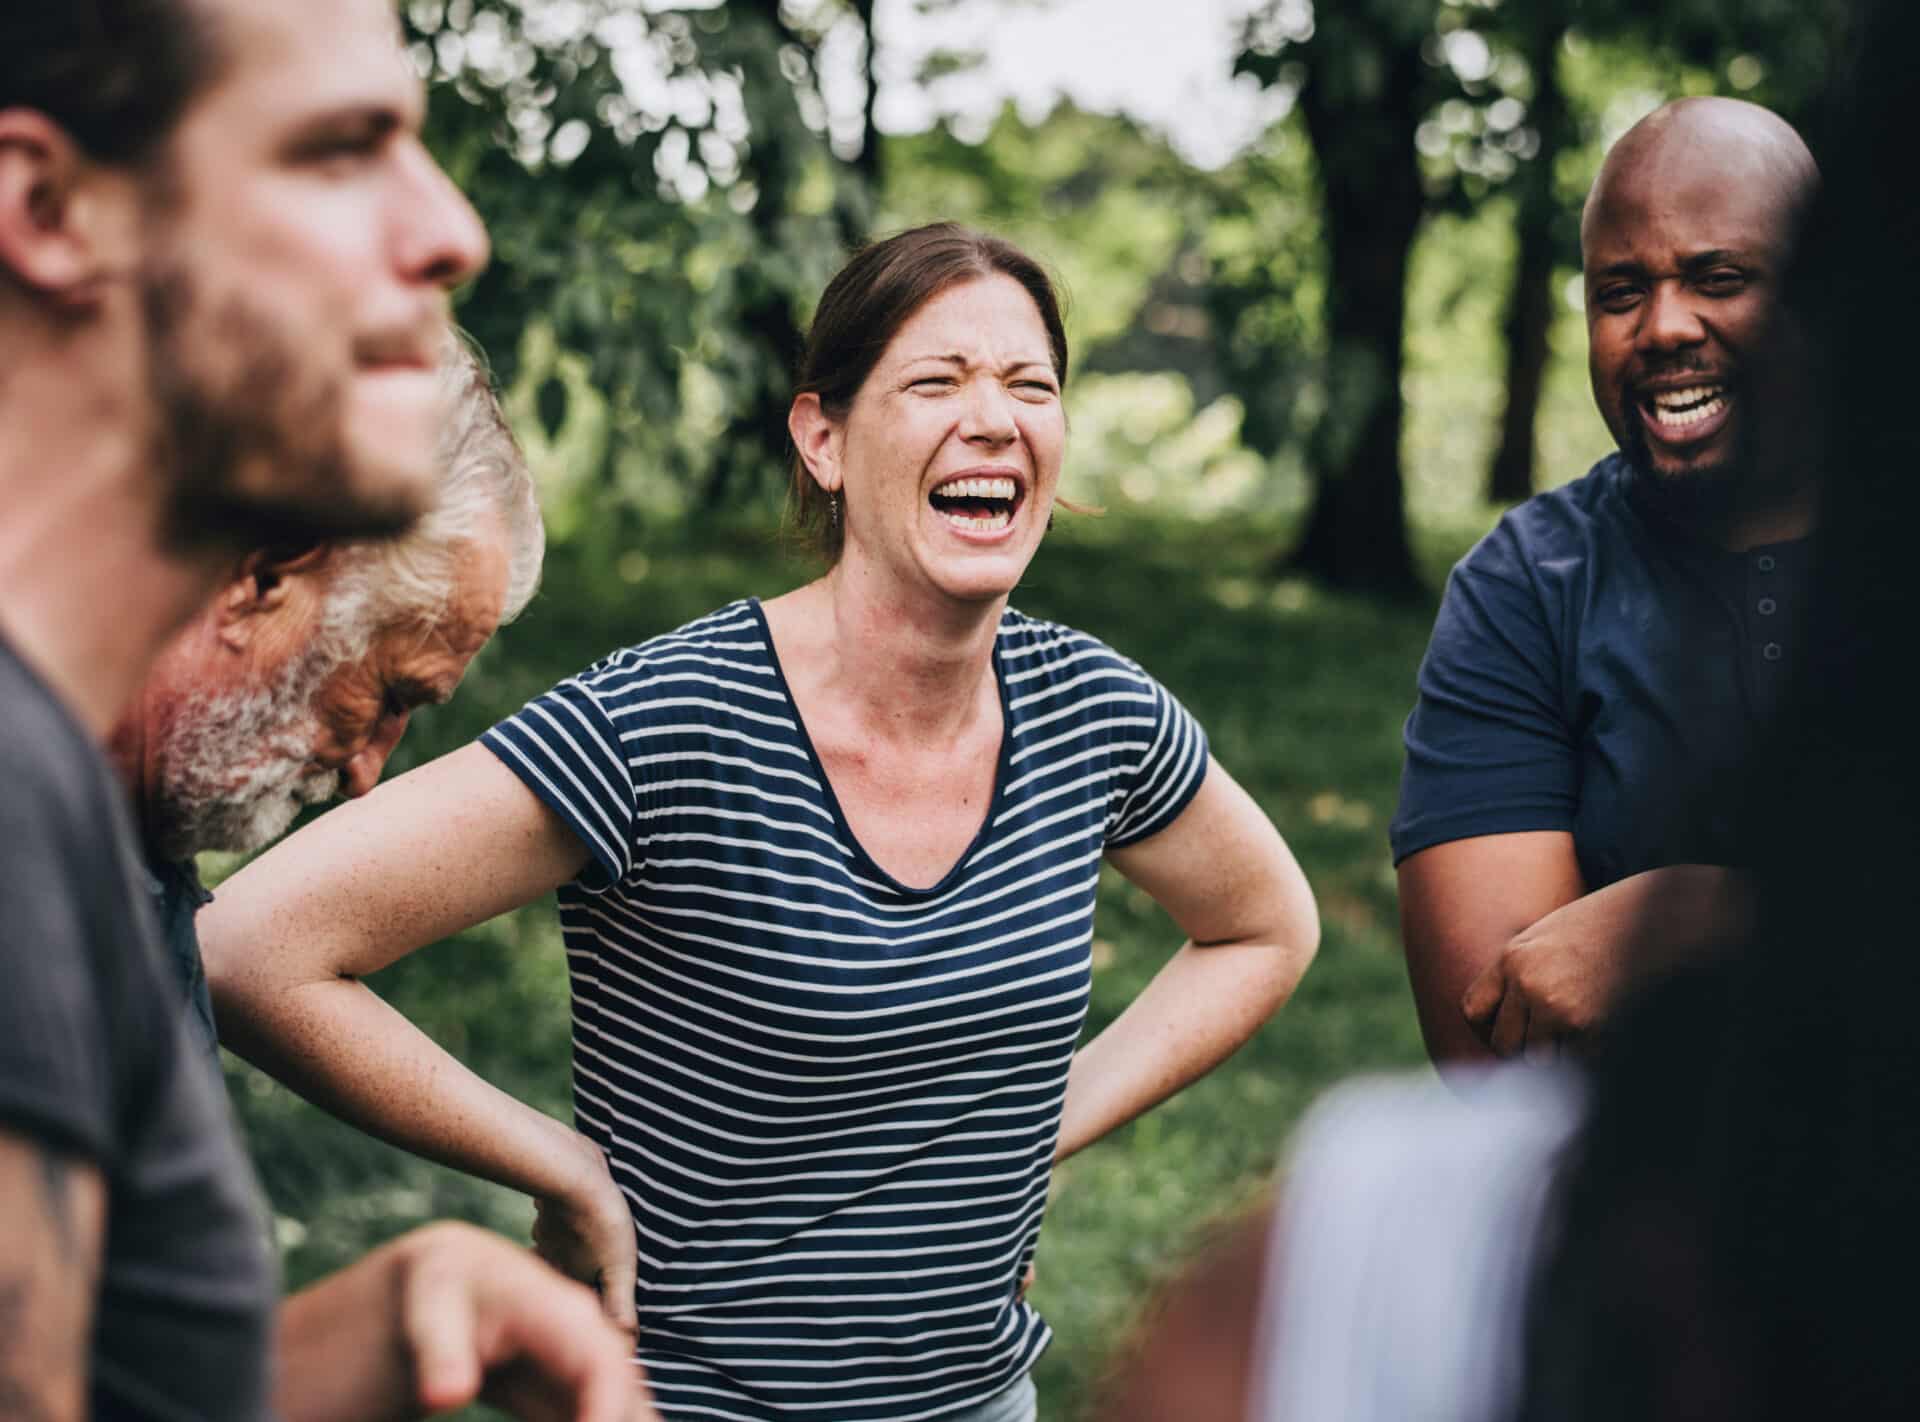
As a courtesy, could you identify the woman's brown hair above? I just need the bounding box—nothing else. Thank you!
[787,223,1071,562]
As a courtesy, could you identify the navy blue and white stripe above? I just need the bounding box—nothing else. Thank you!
[482,598,1208,1421]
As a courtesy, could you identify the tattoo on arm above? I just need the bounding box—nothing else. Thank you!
[0,1136,102,1422]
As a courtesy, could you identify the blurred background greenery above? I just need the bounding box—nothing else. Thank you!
[220,0,1851,1414]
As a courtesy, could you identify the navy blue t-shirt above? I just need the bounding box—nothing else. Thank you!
[1392,453,1811,890]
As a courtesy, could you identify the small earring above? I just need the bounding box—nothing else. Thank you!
[830,490,840,528]
[1047,511,1055,532]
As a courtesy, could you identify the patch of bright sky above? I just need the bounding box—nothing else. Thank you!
[483,0,1297,179]
[511,0,1296,171]
[870,0,1291,169]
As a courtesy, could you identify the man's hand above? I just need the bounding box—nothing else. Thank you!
[1398,832,1587,1064]
[1461,893,1628,1056]
[1459,864,1753,1059]
[276,1221,657,1422]
[532,1135,639,1335]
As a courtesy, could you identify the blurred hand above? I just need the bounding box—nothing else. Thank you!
[397,1223,656,1422]
[1460,894,1627,1058]
[533,1134,639,1334]
[1019,1262,1036,1301]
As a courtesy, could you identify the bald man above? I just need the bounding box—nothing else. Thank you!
[1393,98,1820,1064]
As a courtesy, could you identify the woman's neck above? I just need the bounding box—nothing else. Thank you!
[773,556,1005,747]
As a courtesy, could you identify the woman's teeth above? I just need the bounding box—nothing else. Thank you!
[941,509,1012,531]
[940,476,1017,500]
[1649,385,1727,428]
[930,474,1018,531]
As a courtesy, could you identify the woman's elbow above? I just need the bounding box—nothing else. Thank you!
[1257,876,1320,1006]
[1273,857,1321,960]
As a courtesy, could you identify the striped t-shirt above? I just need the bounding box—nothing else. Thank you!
[481,598,1209,1421]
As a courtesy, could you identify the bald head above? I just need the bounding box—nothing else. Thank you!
[1579,98,1820,516]
[1584,98,1818,258]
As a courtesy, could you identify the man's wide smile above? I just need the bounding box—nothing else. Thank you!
[1634,377,1733,452]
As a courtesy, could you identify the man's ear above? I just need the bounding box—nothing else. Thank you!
[212,542,334,649]
[788,393,843,494]
[0,110,138,303]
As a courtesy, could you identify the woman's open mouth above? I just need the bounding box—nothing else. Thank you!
[929,473,1024,533]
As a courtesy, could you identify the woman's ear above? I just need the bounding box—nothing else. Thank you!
[788,393,843,493]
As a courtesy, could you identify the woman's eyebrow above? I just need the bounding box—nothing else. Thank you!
[900,353,1053,373]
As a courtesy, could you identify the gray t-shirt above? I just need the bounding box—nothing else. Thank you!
[0,636,277,1421]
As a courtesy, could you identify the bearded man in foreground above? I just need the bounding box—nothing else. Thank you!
[0,2,651,1418]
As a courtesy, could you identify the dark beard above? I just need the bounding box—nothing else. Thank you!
[1620,435,1744,531]
[1617,382,1749,532]
[141,265,425,553]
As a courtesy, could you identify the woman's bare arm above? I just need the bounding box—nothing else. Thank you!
[1055,760,1319,1162]
[199,742,638,1328]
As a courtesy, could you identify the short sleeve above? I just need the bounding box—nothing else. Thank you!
[482,675,637,893]
[0,747,129,1163]
[1105,671,1210,849]
[1390,527,1577,864]
[0,854,114,1159]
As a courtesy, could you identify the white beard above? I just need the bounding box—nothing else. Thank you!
[150,645,345,859]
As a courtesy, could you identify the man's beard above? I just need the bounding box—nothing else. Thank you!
[148,642,345,860]
[1617,380,1749,529]
[140,263,426,553]
[1621,431,1742,529]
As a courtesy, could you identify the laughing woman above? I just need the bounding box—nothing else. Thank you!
[200,224,1318,1422]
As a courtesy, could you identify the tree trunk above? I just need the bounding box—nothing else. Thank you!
[1285,44,1426,599]
[700,0,809,513]
[1487,15,1572,505]
[851,0,882,191]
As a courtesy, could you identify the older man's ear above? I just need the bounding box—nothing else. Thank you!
[211,541,334,652]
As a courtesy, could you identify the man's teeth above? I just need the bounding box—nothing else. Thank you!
[1649,386,1727,427]
[939,509,1012,531]
[936,476,1017,500]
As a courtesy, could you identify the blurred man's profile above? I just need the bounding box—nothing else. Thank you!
[0,4,651,1419]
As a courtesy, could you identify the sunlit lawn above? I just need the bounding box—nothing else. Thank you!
[227,510,1474,1418]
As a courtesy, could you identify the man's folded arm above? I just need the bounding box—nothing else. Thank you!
[1399,832,1588,1063]
[1394,536,1585,1065]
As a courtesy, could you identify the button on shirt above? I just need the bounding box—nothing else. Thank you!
[1391,453,1811,891]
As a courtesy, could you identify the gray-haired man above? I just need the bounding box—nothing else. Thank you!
[109,339,547,1053]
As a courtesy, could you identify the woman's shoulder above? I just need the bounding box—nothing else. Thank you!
[568,598,773,696]
[540,600,794,742]
[997,606,1154,684]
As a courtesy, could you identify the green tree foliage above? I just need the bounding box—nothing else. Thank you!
[406,0,874,548]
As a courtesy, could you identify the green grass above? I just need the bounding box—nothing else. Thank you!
[226,511,1473,1418]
